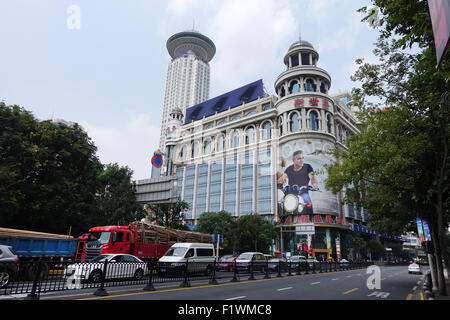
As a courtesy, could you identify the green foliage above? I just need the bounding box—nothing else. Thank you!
[0,102,146,236]
[148,198,190,230]
[95,163,146,226]
[326,1,449,239]
[197,211,237,254]
[197,211,272,254]
[233,214,272,254]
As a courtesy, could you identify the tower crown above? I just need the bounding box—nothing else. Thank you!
[166,31,216,62]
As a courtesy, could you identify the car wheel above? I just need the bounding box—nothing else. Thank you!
[133,269,144,280]
[0,270,11,289]
[89,270,103,283]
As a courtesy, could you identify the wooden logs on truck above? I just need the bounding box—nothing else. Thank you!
[0,227,74,240]
[130,221,212,245]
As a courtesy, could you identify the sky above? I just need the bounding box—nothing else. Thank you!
[0,0,381,181]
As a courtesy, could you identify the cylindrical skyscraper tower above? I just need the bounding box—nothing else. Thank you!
[158,30,216,151]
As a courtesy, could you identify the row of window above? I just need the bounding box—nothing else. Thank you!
[177,150,273,218]
[277,77,329,97]
[178,121,273,160]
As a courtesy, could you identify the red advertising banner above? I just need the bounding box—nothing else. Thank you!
[428,0,450,67]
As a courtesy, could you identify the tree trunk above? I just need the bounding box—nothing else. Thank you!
[431,218,447,296]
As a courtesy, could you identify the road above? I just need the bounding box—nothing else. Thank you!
[35,265,425,301]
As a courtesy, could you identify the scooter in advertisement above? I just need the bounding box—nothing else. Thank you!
[277,184,320,215]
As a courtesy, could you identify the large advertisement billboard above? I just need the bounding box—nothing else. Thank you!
[276,138,340,220]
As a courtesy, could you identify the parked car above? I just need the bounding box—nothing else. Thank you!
[339,259,350,267]
[408,262,422,275]
[268,257,288,272]
[158,243,216,276]
[64,254,147,283]
[216,255,238,272]
[306,258,319,268]
[235,252,267,272]
[0,245,19,288]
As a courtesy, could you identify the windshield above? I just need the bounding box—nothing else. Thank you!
[164,247,188,257]
[220,257,235,262]
[238,253,253,260]
[88,231,111,244]
[89,255,112,262]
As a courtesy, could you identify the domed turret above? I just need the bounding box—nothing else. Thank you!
[275,38,331,99]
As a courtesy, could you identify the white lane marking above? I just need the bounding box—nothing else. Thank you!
[226,296,247,300]
[332,278,339,280]
[277,287,293,291]
[311,282,320,285]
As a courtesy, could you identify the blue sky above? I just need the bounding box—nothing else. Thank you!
[0,0,381,180]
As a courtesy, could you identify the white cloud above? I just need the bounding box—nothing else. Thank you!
[82,113,160,180]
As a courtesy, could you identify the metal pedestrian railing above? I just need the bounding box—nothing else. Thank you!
[0,259,372,300]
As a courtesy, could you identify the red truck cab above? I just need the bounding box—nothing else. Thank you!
[82,225,171,262]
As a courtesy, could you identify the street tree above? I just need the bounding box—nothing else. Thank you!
[95,163,146,226]
[325,0,449,294]
[233,214,272,254]
[0,103,103,236]
[197,211,237,254]
[147,198,190,230]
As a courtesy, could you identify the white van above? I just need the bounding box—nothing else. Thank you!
[158,243,216,276]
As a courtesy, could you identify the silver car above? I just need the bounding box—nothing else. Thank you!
[64,254,148,283]
[0,245,19,288]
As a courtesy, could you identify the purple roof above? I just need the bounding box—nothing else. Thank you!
[184,79,264,124]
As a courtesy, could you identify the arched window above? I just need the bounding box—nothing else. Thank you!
[290,112,300,132]
[326,114,332,133]
[180,145,187,161]
[310,111,319,131]
[204,139,211,155]
[320,82,327,94]
[216,135,224,152]
[192,142,199,158]
[289,80,300,94]
[280,86,286,98]
[261,121,271,140]
[231,131,239,148]
[304,79,316,92]
[278,116,284,136]
[338,125,343,143]
[245,127,255,144]
[231,115,241,122]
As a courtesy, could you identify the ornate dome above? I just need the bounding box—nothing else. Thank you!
[289,40,314,51]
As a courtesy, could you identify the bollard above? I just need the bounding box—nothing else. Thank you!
[25,260,43,300]
[93,260,109,296]
[304,262,309,274]
[231,259,239,282]
[312,261,316,274]
[209,259,218,285]
[180,260,191,287]
[143,261,155,291]
[248,259,255,281]
[264,260,271,279]
[288,261,292,276]
[319,261,323,273]
[277,260,283,277]
[296,262,301,275]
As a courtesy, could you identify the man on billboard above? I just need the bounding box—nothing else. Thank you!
[277,150,319,214]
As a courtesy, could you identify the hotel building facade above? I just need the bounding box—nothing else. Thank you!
[155,38,371,259]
